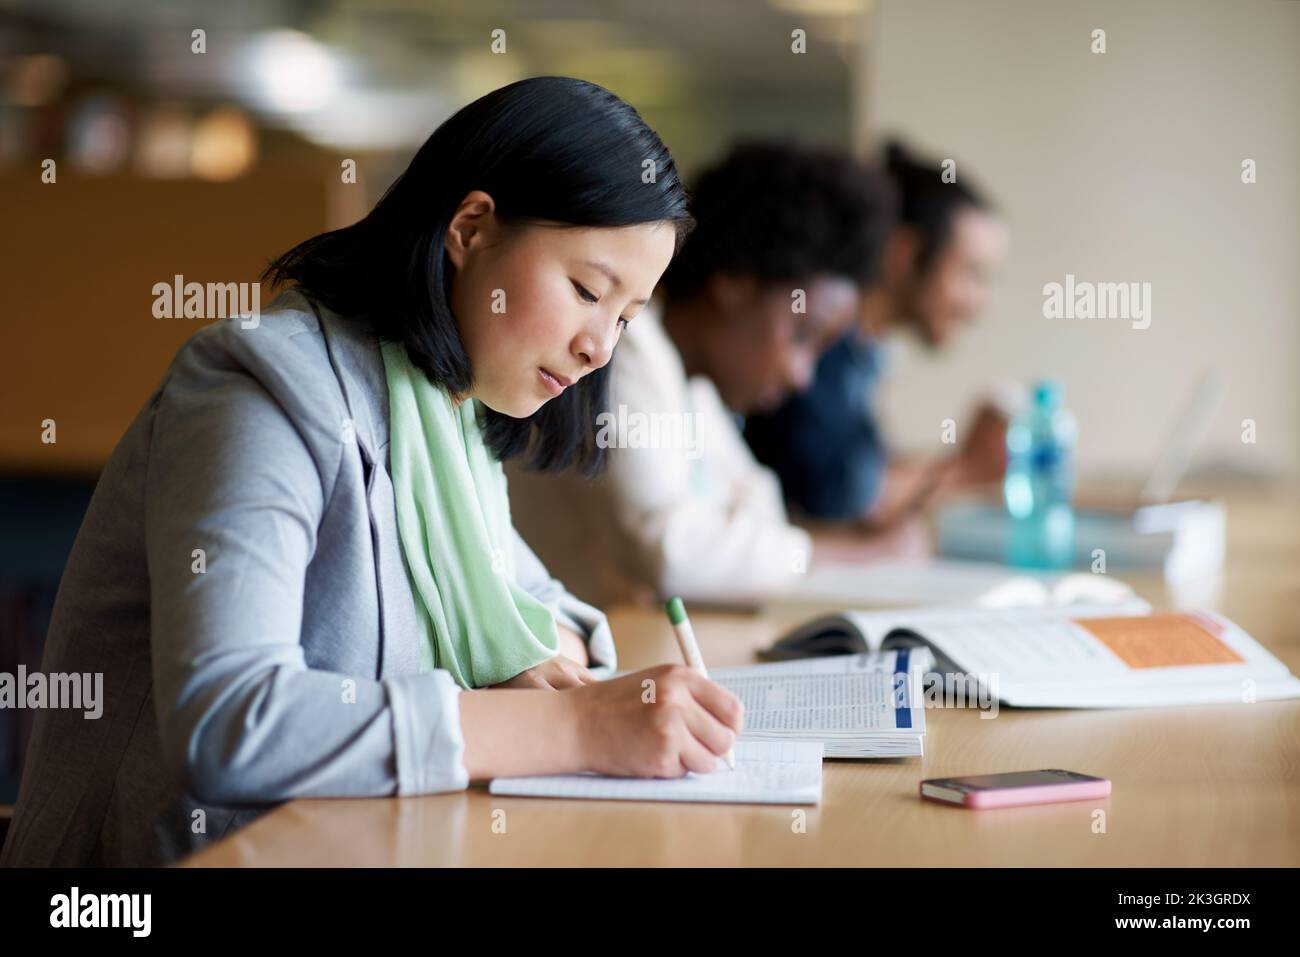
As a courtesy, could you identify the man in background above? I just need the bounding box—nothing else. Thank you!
[744,140,1011,531]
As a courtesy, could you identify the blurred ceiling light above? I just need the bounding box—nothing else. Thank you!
[243,29,341,114]
[191,106,258,181]
[768,0,871,15]
[292,88,449,152]
[8,54,70,107]
[134,106,194,179]
[68,95,131,174]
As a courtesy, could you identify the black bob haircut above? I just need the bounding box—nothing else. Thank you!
[659,140,894,301]
[264,76,693,476]
[883,138,991,275]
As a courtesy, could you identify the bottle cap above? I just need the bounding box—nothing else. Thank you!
[1033,379,1063,408]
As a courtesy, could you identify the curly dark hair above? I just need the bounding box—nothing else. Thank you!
[660,140,894,301]
[883,138,990,275]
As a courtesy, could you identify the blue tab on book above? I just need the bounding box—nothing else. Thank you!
[894,649,912,729]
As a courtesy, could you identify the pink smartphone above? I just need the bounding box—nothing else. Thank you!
[919,769,1111,809]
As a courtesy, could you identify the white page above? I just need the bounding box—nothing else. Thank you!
[840,601,1152,651]
[998,674,1300,708]
[488,739,823,805]
[713,648,929,678]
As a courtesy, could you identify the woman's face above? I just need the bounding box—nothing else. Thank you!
[906,207,1008,348]
[445,191,677,418]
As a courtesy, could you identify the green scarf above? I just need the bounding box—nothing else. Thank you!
[381,339,560,688]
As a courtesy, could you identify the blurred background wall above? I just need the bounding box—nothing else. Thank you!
[861,0,1300,483]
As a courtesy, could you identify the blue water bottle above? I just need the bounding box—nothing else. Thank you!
[1003,379,1077,569]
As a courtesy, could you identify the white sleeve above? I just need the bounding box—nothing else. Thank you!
[602,337,811,606]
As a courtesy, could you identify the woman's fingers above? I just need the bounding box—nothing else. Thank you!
[682,668,745,735]
[566,661,596,685]
[549,657,594,688]
[675,732,723,775]
[492,657,592,690]
[682,695,738,759]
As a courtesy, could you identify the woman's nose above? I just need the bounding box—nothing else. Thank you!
[574,321,617,370]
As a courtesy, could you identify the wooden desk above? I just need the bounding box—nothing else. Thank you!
[184,487,1300,866]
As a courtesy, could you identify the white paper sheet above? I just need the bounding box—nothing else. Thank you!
[488,739,824,805]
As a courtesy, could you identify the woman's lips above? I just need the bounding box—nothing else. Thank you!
[538,368,571,397]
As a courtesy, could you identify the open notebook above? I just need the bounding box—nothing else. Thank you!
[489,739,824,805]
[762,604,1300,708]
[708,648,930,758]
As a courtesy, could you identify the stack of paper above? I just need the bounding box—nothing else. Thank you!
[710,649,929,758]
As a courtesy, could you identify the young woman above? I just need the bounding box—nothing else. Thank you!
[1,76,743,867]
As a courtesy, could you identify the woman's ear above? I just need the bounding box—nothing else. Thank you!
[444,190,497,271]
[885,225,922,285]
[705,271,760,321]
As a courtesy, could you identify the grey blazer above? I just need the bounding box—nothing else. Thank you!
[0,288,616,867]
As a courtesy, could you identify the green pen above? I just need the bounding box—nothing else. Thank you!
[664,596,736,770]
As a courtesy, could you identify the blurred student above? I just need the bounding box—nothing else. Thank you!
[509,142,893,607]
[0,77,746,867]
[744,140,1010,528]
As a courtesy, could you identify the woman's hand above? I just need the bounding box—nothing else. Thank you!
[955,400,1009,485]
[491,653,594,690]
[555,623,589,666]
[488,623,593,689]
[568,664,744,777]
[458,663,744,781]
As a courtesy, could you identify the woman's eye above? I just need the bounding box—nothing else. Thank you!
[572,280,598,303]
[616,317,630,331]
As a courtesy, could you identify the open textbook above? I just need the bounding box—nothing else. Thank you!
[709,648,930,758]
[489,739,824,805]
[761,603,1300,708]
